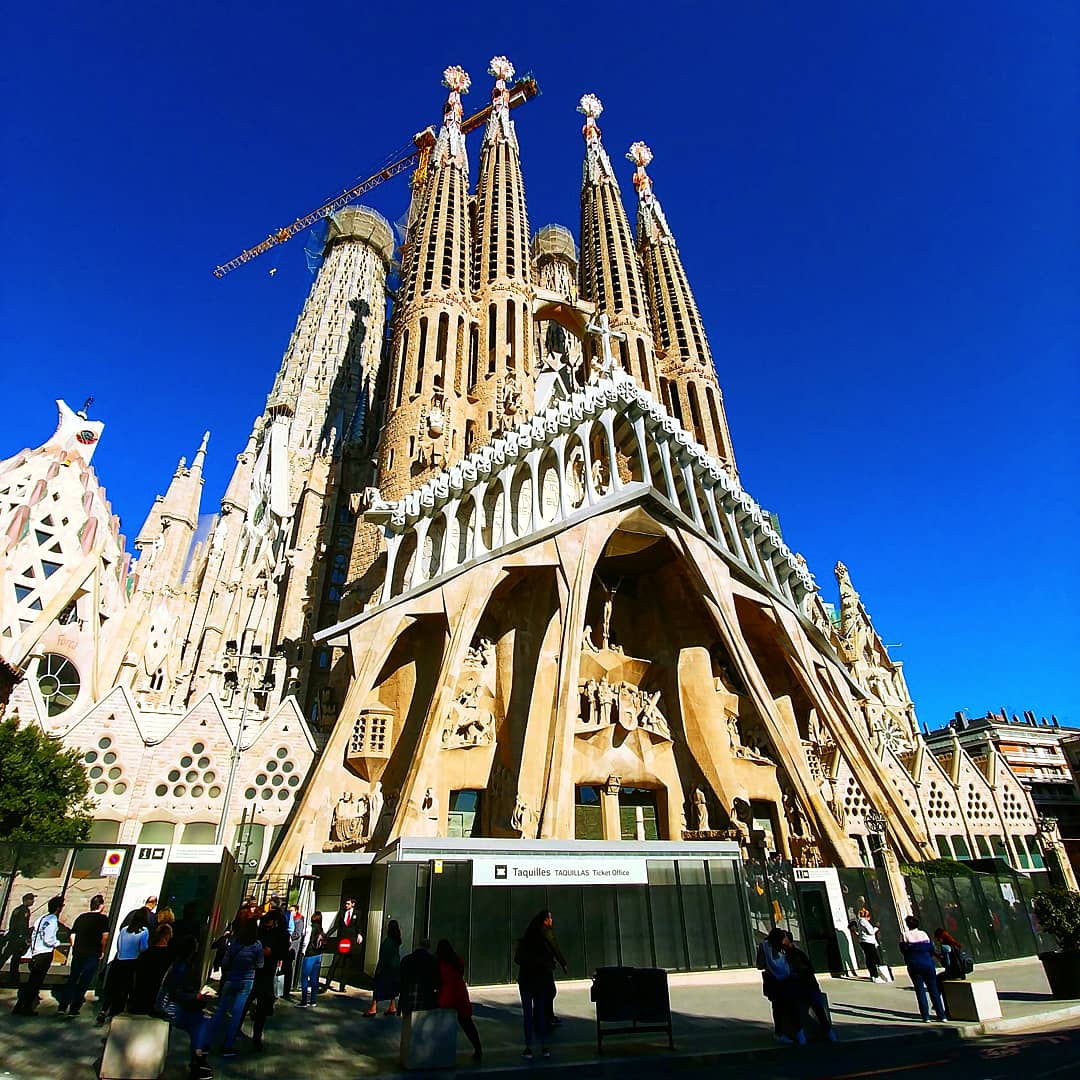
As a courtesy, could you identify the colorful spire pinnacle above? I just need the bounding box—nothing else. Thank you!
[578,94,615,183]
[437,65,471,170]
[627,141,654,198]
[485,56,517,144]
[578,93,603,142]
[628,139,672,243]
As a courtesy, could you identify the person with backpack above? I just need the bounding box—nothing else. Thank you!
[11,895,64,1016]
[934,927,971,1015]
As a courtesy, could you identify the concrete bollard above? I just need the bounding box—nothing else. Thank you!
[942,979,1002,1022]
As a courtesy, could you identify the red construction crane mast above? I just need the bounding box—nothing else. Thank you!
[212,76,539,279]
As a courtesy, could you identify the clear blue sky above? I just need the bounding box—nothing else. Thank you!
[2,2,1076,728]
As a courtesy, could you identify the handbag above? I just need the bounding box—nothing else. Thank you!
[273,972,285,997]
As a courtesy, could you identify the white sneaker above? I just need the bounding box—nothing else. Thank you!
[873,976,888,984]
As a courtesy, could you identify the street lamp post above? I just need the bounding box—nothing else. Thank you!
[214,648,282,847]
[864,808,888,866]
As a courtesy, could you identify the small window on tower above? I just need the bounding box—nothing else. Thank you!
[58,600,79,626]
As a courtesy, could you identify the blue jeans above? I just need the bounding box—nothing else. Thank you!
[173,1008,211,1059]
[301,955,322,1004]
[518,979,553,1048]
[59,954,100,1014]
[210,977,254,1049]
[909,968,945,1021]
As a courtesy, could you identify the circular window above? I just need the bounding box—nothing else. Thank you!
[244,787,257,800]
[37,654,81,717]
[168,769,181,782]
[155,784,168,797]
[84,750,98,764]
[209,785,222,798]
[103,752,117,765]
[114,782,127,795]
[282,761,293,773]
[192,742,205,754]
[99,736,112,749]
[260,789,272,800]
[276,747,288,760]
[180,755,193,768]
[287,775,299,787]
[266,760,277,772]
[94,781,108,794]
[197,757,210,769]
[272,774,283,786]
[278,790,289,801]
[89,766,103,779]
[256,773,267,786]
[108,767,121,780]
[186,770,198,782]
[204,771,216,783]
[174,784,187,796]
[191,785,204,798]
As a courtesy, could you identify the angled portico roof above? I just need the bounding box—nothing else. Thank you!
[318,369,819,646]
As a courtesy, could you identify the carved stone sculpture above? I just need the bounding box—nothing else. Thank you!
[692,787,710,832]
[331,791,364,845]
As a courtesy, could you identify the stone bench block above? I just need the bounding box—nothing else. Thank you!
[943,979,1002,1022]
[400,1008,459,1070]
[99,1015,170,1080]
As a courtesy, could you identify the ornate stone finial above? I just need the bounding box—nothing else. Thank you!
[488,55,514,84]
[627,141,654,196]
[442,64,471,96]
[578,93,603,121]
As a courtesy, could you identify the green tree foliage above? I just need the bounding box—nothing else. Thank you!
[1033,889,1080,952]
[0,716,92,844]
[899,858,977,878]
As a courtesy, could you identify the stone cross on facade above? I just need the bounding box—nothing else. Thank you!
[586,313,626,379]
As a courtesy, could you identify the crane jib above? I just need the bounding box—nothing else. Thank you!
[213,76,539,278]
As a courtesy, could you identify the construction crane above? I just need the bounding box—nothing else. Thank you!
[213,76,539,279]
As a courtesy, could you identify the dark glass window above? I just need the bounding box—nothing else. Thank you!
[448,790,481,837]
[619,787,659,840]
[575,785,602,840]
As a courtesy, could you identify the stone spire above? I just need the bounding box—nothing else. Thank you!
[577,95,659,392]
[470,56,533,452]
[381,66,476,500]
[629,142,736,469]
[133,430,208,594]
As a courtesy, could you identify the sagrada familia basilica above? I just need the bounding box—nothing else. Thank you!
[1,59,1067,895]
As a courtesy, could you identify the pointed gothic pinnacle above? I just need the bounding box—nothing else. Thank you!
[578,93,603,142]
[627,141,654,196]
[442,64,471,123]
[191,430,210,473]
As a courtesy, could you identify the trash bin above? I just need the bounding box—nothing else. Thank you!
[590,966,674,1053]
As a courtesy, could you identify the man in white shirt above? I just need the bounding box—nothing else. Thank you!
[12,894,64,1016]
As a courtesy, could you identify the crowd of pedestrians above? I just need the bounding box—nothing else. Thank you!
[3,881,986,1073]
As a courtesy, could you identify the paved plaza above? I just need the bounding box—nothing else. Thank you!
[1,957,1079,1079]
